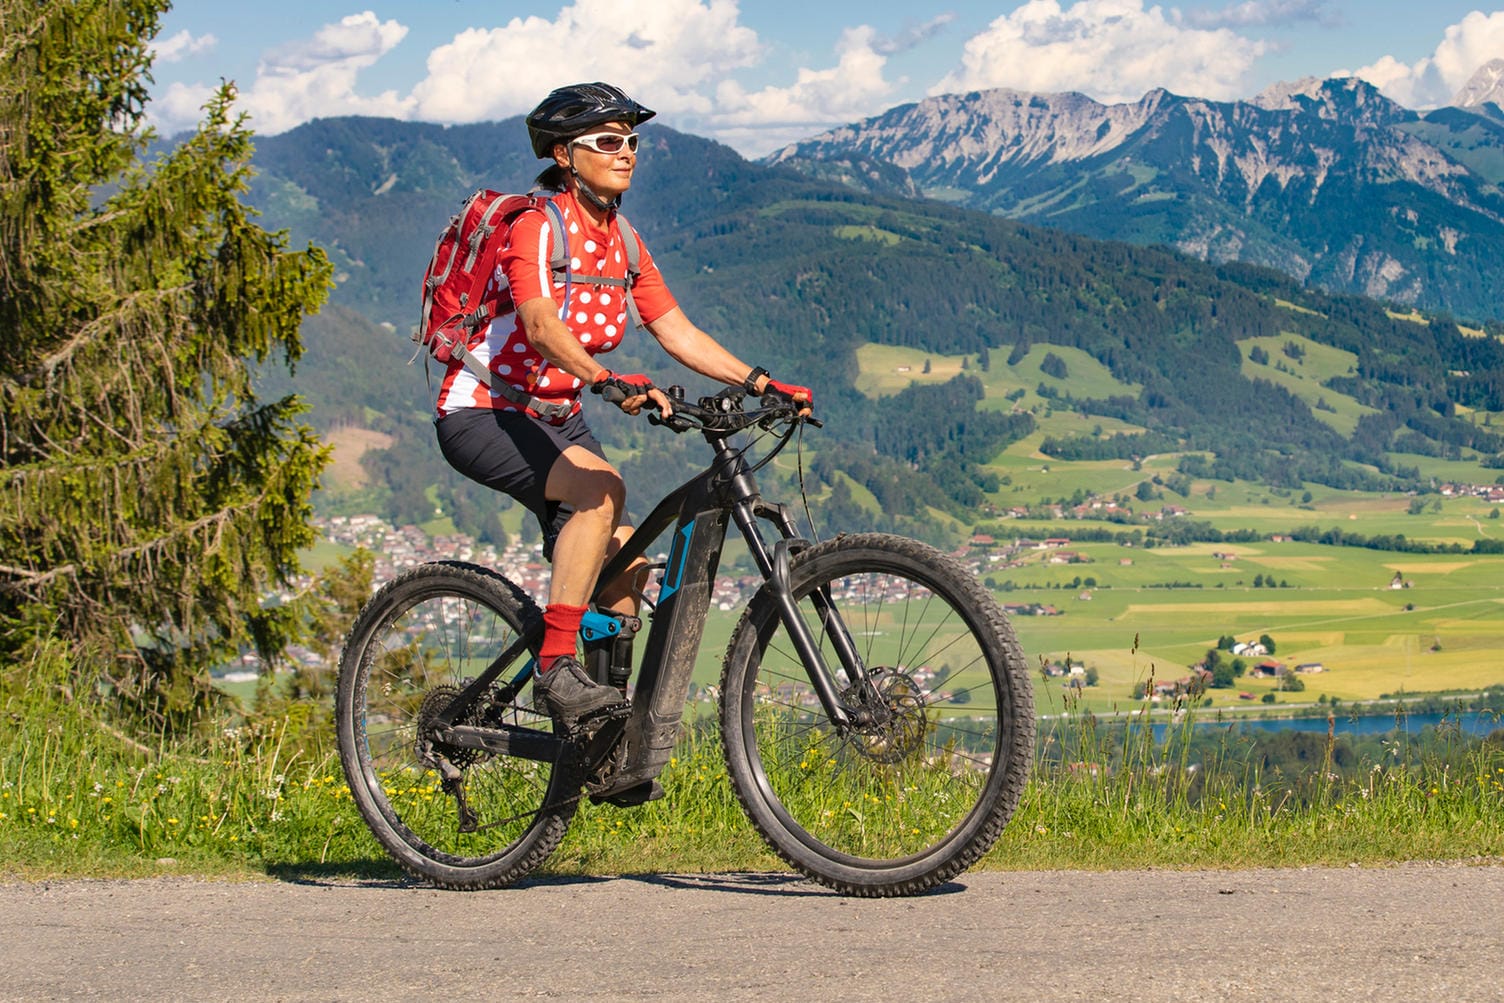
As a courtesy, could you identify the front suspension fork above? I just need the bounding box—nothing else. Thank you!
[740,502,875,730]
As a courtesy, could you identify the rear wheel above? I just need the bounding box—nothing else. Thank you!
[335,561,577,889]
[719,534,1034,896]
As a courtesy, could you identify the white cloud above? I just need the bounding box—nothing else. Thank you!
[410,0,762,124]
[239,12,413,133]
[152,81,220,136]
[142,4,936,155]
[932,0,1266,104]
[150,12,412,136]
[714,25,899,152]
[873,14,957,56]
[1348,11,1504,108]
[151,29,217,64]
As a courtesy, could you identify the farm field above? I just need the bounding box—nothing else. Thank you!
[675,538,1504,718]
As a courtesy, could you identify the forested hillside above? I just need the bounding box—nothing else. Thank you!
[248,117,1504,542]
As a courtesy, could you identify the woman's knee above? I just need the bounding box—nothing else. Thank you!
[549,453,625,516]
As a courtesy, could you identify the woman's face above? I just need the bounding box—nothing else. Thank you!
[554,121,636,203]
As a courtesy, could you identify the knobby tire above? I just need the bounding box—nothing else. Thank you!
[719,533,1035,896]
[335,561,578,889]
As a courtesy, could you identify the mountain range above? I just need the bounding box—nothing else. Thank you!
[243,111,1504,544]
[768,68,1504,322]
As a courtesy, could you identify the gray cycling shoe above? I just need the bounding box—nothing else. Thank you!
[533,656,626,728]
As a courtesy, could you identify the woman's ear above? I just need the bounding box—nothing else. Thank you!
[552,143,572,170]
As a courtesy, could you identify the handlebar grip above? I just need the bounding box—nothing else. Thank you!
[598,384,627,405]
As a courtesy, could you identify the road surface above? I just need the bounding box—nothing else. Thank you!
[2,862,1500,1000]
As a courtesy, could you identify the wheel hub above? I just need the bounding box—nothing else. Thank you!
[414,684,486,770]
[843,668,931,763]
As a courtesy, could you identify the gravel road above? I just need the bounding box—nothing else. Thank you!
[3,862,1500,1001]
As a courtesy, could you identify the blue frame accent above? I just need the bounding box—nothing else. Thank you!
[657,524,694,601]
[579,610,622,642]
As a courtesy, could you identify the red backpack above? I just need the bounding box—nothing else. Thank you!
[414,189,642,394]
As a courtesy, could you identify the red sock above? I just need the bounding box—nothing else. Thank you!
[539,603,588,669]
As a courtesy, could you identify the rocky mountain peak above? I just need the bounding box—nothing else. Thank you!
[1453,59,1504,109]
[763,77,1504,318]
[1251,76,1408,127]
[1252,76,1328,111]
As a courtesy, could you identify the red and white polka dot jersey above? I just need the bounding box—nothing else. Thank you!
[434,189,678,419]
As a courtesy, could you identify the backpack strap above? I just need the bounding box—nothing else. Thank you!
[553,211,644,328]
[616,212,644,330]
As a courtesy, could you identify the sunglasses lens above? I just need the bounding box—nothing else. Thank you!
[575,132,638,154]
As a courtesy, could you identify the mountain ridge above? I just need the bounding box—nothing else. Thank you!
[767,77,1504,321]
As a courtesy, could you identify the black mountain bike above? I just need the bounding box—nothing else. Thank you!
[335,386,1034,896]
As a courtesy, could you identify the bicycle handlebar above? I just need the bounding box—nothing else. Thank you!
[598,383,820,435]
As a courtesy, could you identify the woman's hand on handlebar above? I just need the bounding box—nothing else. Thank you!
[763,378,813,417]
[591,369,674,417]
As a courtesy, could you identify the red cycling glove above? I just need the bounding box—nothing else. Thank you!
[764,378,813,406]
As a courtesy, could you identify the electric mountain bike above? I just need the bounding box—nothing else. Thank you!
[335,386,1034,896]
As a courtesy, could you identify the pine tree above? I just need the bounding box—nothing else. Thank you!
[0,0,332,732]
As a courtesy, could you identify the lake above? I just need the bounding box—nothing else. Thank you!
[1159,709,1503,739]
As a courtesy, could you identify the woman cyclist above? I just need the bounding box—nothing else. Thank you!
[434,82,810,729]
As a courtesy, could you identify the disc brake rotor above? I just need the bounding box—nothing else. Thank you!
[843,668,931,764]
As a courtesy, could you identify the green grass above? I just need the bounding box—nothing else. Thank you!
[833,224,901,246]
[6,647,1501,881]
[855,343,1141,413]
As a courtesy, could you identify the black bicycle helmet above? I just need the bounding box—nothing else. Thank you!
[526,82,656,158]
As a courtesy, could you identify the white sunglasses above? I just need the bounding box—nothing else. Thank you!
[570,131,640,155]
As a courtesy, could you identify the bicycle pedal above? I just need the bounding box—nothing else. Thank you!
[585,700,632,725]
[561,699,631,738]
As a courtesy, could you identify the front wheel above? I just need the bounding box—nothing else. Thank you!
[335,561,577,889]
[719,534,1034,896]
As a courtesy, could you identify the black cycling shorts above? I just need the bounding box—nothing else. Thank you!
[435,407,606,560]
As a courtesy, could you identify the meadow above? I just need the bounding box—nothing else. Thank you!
[14,333,1494,882]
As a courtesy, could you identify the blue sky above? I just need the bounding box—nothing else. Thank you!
[148,1,1504,155]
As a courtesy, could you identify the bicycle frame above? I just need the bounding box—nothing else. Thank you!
[433,410,872,793]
